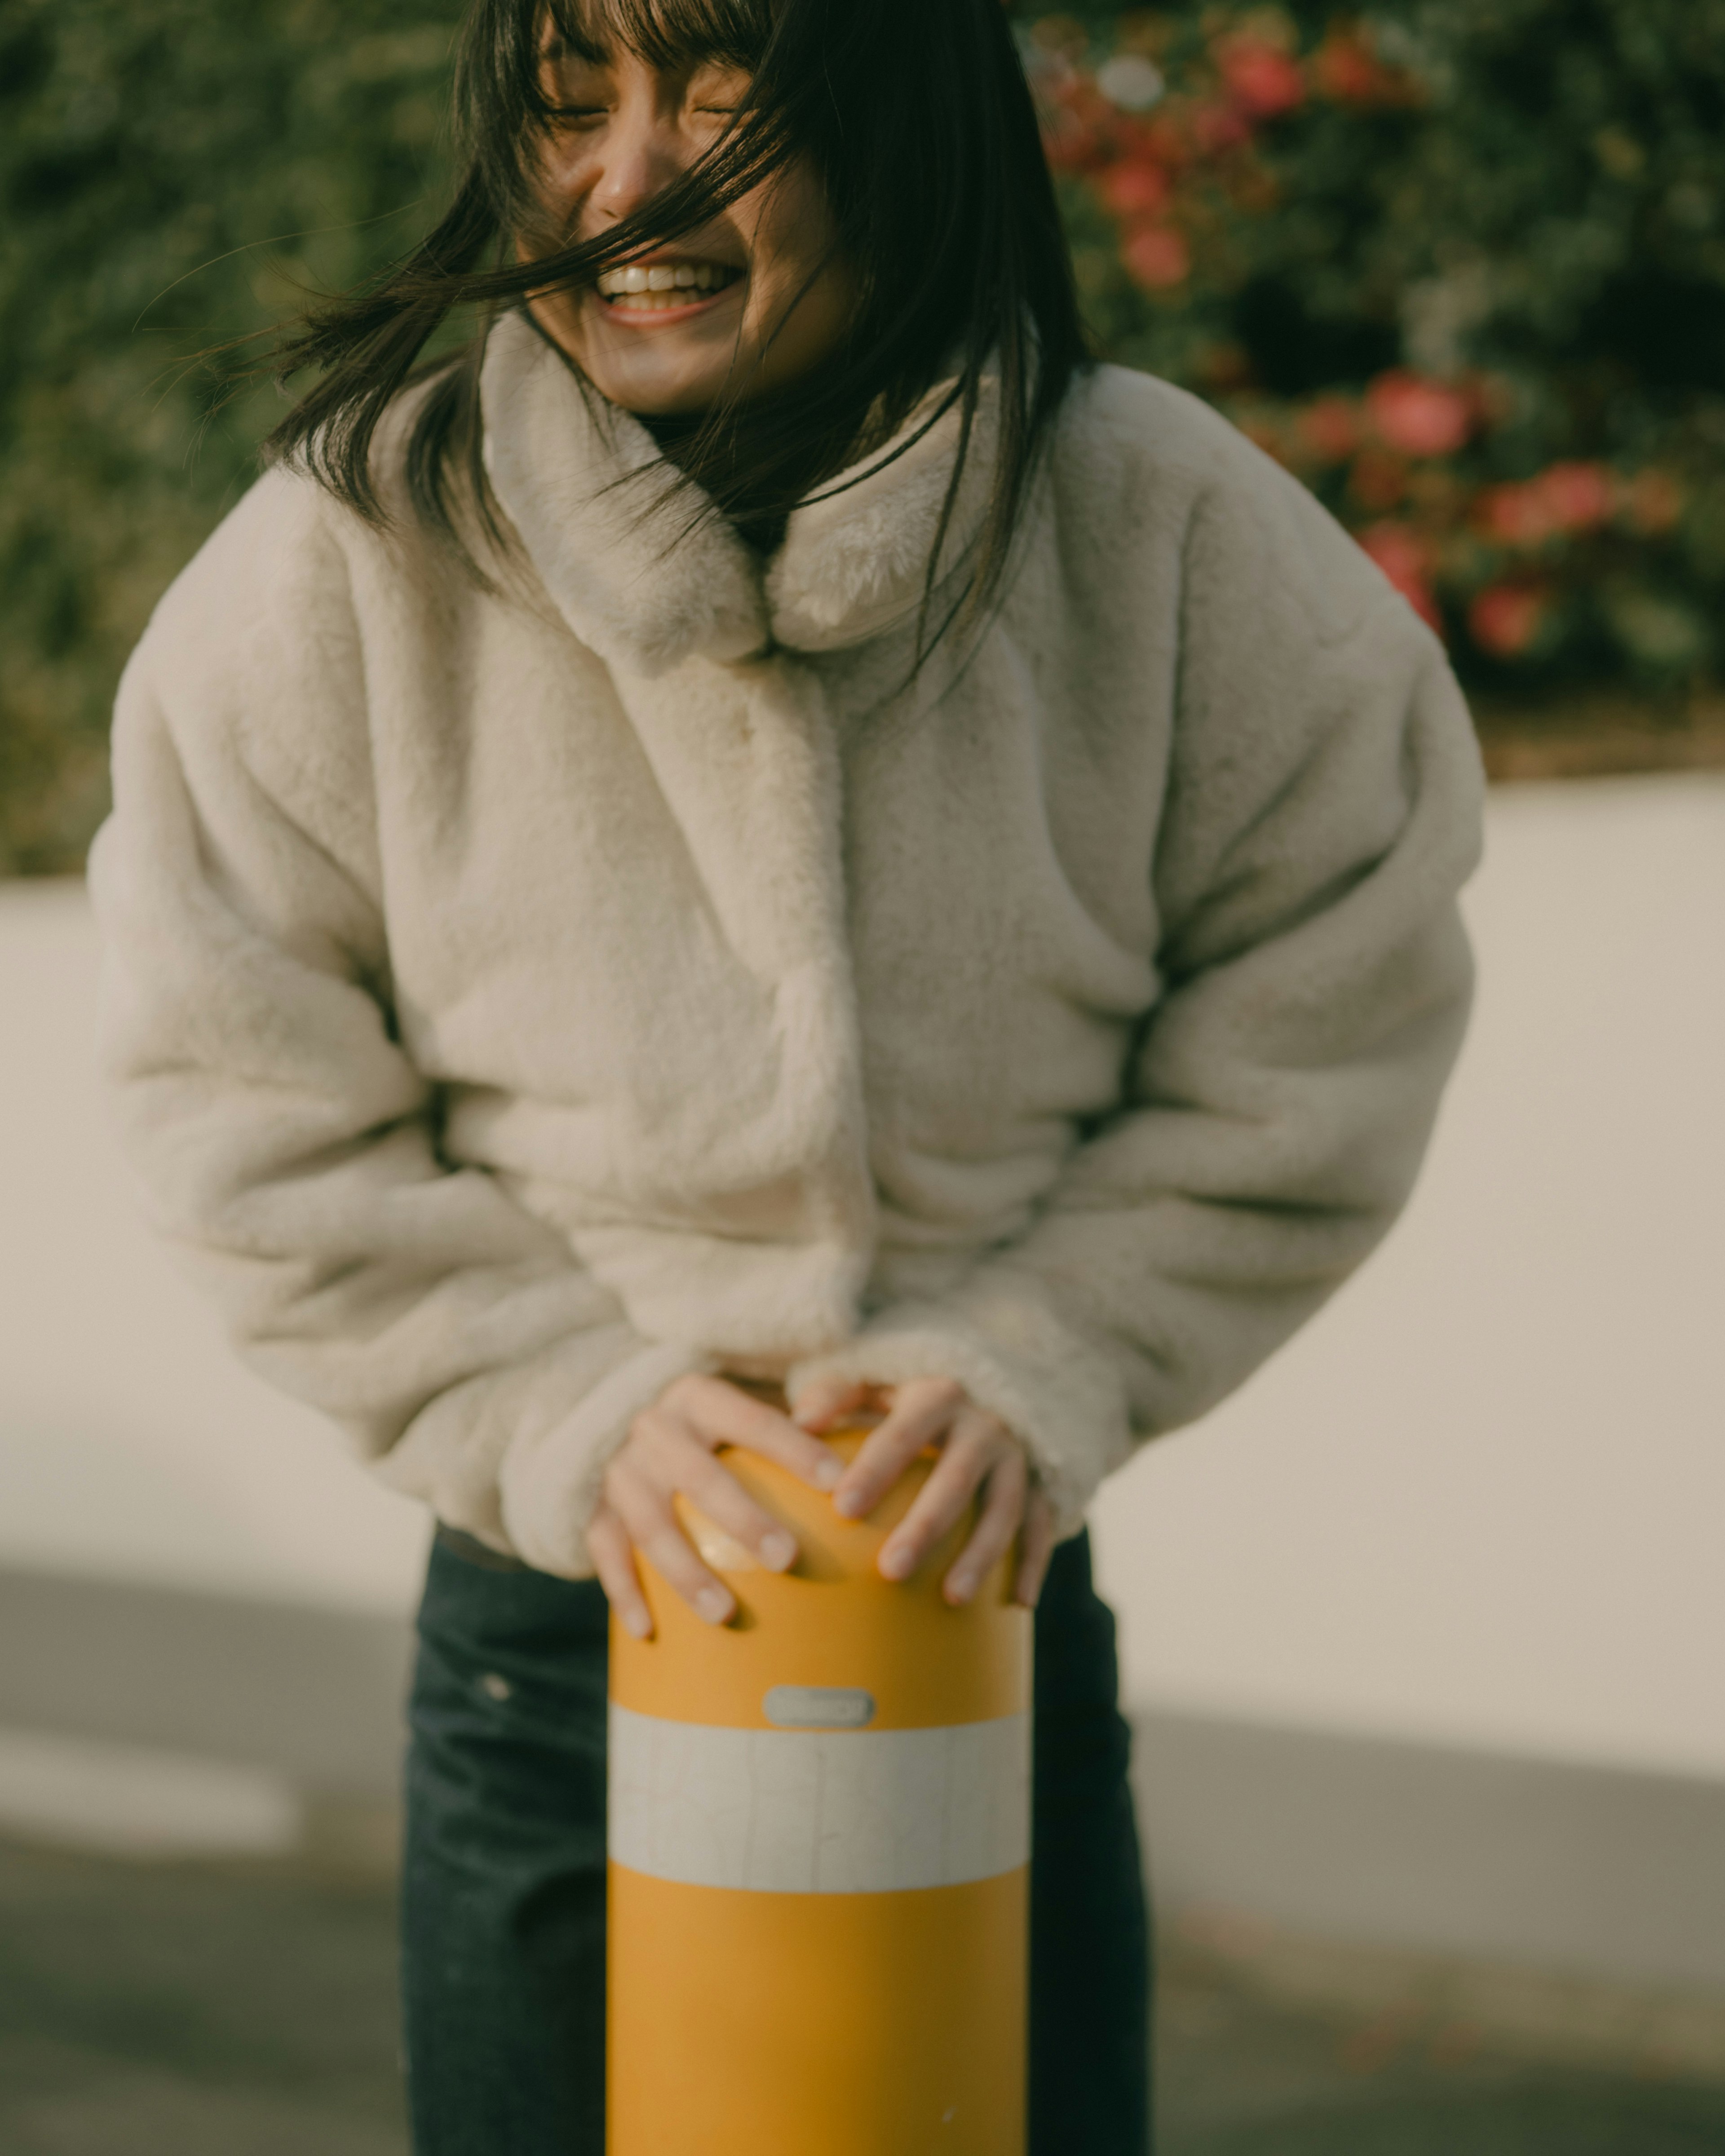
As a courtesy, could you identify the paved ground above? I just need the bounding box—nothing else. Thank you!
[3,1836,1723,2155]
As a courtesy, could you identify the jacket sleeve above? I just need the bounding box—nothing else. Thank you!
[789,467,1485,1535]
[88,496,707,1576]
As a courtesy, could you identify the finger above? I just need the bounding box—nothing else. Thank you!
[1014,1490,1059,1609]
[790,1374,875,1433]
[875,1410,1012,1580]
[833,1377,967,1520]
[679,1450,801,1573]
[623,1409,800,1574]
[608,1469,736,1626]
[942,1446,1030,1605]
[671,1374,845,1493]
[587,1502,653,1640]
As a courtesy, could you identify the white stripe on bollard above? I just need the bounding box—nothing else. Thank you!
[608,1702,1031,1895]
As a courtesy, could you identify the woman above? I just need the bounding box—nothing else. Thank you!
[90,0,1484,2149]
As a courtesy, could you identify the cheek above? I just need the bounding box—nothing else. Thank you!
[520,144,591,242]
[741,169,839,292]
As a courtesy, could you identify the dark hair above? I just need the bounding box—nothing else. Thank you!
[266,0,1088,632]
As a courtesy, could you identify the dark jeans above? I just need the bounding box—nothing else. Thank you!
[402,1528,1152,2154]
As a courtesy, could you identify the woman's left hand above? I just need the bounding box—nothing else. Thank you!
[793,1375,1057,1608]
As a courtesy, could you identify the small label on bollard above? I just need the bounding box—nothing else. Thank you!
[762,1685,876,1729]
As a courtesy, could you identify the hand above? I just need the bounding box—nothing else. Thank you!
[587,1374,845,1640]
[795,1375,1057,1608]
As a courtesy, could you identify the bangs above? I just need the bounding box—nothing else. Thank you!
[538,0,772,74]
[269,0,1088,654]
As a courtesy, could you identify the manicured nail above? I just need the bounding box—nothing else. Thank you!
[695,1586,732,1624]
[760,1531,796,1572]
[623,1608,651,1639]
[879,1543,912,1581]
[813,1456,843,1491]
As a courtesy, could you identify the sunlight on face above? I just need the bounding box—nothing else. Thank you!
[523,31,856,415]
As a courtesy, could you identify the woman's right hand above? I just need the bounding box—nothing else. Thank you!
[586,1374,845,1639]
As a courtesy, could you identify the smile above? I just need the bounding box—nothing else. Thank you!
[595,261,743,312]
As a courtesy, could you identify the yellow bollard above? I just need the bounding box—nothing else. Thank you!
[607,1425,1031,2156]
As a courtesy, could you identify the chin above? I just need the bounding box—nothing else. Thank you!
[570,297,744,417]
[589,362,727,416]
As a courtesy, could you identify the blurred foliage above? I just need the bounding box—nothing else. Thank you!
[5,0,1725,872]
[0,0,460,874]
[1031,1,1725,697]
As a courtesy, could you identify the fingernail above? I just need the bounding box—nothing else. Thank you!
[813,1456,843,1491]
[624,1608,651,1639]
[695,1586,732,1624]
[760,1531,796,1572]
[947,1573,975,1604]
[879,1543,911,1581]
[835,1489,865,1519]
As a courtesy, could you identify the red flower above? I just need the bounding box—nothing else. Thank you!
[1297,395,1361,464]
[1189,99,1252,155]
[1470,583,1549,658]
[1366,371,1473,459]
[1096,157,1172,219]
[1215,37,1307,119]
[1537,461,1612,534]
[1121,225,1191,290]
[1475,482,1553,547]
[1312,30,1401,105]
[1359,522,1441,631]
[1476,463,1613,547]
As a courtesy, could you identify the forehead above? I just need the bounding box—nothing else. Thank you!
[539,0,770,69]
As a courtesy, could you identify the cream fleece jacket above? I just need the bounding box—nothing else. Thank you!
[90,309,1483,1573]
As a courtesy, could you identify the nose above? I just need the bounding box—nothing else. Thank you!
[586,102,689,226]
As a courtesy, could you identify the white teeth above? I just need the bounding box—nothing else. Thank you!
[595,260,735,301]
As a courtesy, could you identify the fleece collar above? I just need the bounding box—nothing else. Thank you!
[480,307,992,676]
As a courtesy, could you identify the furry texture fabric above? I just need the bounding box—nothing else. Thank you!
[90,309,1483,1571]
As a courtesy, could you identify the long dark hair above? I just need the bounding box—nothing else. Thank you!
[266,0,1088,629]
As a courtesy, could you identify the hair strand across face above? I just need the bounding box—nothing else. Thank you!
[260,0,1089,655]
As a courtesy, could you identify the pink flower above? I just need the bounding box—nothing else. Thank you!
[1097,157,1171,219]
[1360,522,1442,631]
[1215,38,1307,119]
[1470,583,1549,658]
[1537,461,1612,534]
[1366,371,1473,459]
[1122,225,1191,290]
[1297,395,1361,464]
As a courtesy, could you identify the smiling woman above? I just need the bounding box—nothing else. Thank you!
[267,0,1084,579]
[525,21,856,428]
[90,0,1486,2149]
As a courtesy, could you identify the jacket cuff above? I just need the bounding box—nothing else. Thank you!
[497,1338,717,1577]
[787,1268,1134,1538]
[372,1328,714,1577]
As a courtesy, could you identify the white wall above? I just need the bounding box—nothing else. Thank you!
[3,774,1722,1776]
[1092,773,1725,1781]
[0,880,429,1613]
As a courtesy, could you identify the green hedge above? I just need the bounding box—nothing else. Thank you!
[0,0,462,873]
[4,0,1725,871]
